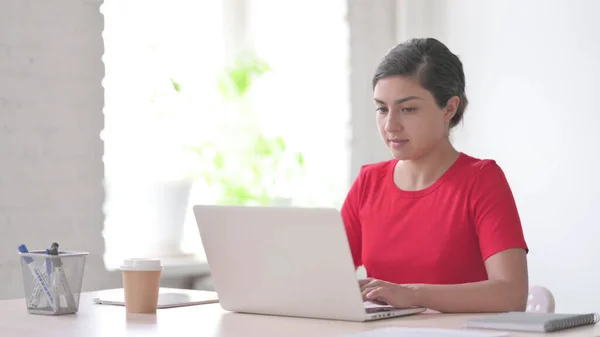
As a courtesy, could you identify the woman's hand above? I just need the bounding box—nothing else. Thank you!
[359,278,418,308]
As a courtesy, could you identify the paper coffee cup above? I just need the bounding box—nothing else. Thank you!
[120,258,162,314]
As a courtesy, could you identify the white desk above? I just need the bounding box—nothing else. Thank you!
[0,289,597,337]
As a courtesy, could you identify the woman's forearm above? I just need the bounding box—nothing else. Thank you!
[410,279,529,313]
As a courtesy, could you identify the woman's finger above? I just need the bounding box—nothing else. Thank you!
[359,278,379,291]
[358,278,373,287]
[361,286,376,301]
[366,286,389,303]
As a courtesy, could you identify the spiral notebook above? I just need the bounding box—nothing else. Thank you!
[344,327,507,337]
[464,312,600,333]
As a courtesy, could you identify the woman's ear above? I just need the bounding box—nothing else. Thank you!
[444,96,460,122]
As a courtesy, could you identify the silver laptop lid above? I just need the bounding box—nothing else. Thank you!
[193,205,368,321]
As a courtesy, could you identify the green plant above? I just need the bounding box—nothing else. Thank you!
[217,54,271,100]
[186,53,305,205]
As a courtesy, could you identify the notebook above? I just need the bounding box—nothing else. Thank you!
[92,287,219,309]
[343,327,507,337]
[464,312,600,333]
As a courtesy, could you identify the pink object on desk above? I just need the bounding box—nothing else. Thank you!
[526,285,555,313]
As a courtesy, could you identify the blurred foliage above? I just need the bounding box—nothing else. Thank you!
[185,52,305,205]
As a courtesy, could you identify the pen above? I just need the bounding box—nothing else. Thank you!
[45,249,52,276]
[18,244,56,311]
[28,248,53,310]
[46,247,60,312]
[29,279,42,309]
[49,242,77,310]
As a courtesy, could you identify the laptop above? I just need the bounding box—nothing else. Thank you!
[192,204,426,321]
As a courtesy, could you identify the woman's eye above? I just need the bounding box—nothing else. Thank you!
[376,107,388,113]
[402,107,417,113]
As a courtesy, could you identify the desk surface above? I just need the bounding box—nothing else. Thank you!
[0,289,597,337]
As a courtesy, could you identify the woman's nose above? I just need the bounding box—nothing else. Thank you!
[384,113,402,132]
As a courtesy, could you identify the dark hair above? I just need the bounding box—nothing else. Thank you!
[372,38,468,128]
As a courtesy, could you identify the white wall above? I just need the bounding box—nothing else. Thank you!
[0,0,119,299]
[396,0,600,313]
[348,0,397,182]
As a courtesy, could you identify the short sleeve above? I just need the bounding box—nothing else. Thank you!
[471,161,528,261]
[341,168,365,269]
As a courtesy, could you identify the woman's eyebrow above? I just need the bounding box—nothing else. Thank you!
[373,96,422,105]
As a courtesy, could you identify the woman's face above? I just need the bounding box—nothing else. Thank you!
[373,75,458,160]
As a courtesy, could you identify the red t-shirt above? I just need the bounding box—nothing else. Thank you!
[341,152,528,285]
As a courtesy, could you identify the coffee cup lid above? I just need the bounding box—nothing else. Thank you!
[120,258,163,271]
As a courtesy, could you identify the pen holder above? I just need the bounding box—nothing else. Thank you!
[18,250,88,315]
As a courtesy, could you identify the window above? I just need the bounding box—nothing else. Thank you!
[101,0,350,270]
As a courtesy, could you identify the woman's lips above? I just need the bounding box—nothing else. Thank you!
[389,139,408,148]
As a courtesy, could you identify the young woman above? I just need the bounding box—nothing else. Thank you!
[341,38,529,313]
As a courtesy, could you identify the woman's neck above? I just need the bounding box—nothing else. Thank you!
[394,139,460,191]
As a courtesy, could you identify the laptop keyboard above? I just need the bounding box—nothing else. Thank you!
[364,301,395,313]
